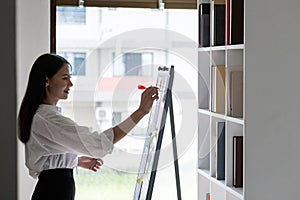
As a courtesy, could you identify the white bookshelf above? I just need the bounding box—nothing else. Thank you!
[198,0,245,199]
[198,0,300,200]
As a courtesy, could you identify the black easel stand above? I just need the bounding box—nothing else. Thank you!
[146,88,182,200]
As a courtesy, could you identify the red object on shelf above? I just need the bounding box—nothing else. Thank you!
[206,193,210,200]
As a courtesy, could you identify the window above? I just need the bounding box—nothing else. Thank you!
[57,7,86,25]
[58,52,86,76]
[56,7,197,200]
[113,52,153,76]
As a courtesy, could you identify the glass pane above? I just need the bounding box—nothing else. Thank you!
[56,7,197,200]
[57,7,86,25]
[141,53,153,76]
[57,52,86,76]
[124,53,142,76]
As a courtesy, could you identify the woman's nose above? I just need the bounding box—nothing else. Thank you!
[69,79,73,87]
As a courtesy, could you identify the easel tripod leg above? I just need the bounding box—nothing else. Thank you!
[169,93,182,200]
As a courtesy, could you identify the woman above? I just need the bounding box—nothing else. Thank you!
[18,53,158,200]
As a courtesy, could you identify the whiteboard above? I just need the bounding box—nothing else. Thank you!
[133,66,174,200]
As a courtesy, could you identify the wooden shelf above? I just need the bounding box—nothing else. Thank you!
[197,169,211,179]
[226,186,243,199]
[198,109,244,125]
[198,169,243,199]
[226,44,244,50]
[198,44,244,52]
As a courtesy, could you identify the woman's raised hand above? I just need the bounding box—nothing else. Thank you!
[137,86,159,115]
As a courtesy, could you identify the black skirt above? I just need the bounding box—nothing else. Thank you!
[31,168,75,200]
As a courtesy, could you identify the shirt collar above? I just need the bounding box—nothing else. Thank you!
[38,104,62,114]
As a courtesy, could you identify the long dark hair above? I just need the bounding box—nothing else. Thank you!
[18,53,70,143]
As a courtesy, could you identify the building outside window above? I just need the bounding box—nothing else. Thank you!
[58,52,86,76]
[113,52,153,76]
[57,7,86,25]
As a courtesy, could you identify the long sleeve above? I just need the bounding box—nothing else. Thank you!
[25,104,114,178]
[31,109,114,158]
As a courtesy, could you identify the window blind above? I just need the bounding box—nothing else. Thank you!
[163,0,196,9]
[56,0,79,6]
[56,0,159,8]
[84,0,158,8]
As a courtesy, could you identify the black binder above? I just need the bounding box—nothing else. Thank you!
[216,122,225,180]
[214,3,225,46]
[231,0,244,44]
[233,136,243,187]
[199,3,210,47]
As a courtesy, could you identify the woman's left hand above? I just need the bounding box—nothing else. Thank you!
[77,156,103,172]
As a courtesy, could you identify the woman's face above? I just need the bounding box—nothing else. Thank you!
[44,63,73,105]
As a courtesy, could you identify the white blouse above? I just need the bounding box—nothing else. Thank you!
[25,104,114,178]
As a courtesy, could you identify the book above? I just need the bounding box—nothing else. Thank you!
[225,0,230,45]
[229,70,243,117]
[206,193,210,200]
[216,121,225,180]
[230,0,244,44]
[199,3,210,47]
[211,65,226,114]
[210,66,215,112]
[214,0,226,46]
[233,136,243,187]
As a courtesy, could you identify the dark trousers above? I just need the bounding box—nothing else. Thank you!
[32,168,75,200]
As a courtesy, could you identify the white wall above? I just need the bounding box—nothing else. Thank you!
[245,0,300,199]
[16,0,50,199]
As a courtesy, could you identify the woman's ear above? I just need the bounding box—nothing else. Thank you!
[45,77,49,87]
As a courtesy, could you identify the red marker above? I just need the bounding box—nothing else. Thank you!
[137,84,146,90]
